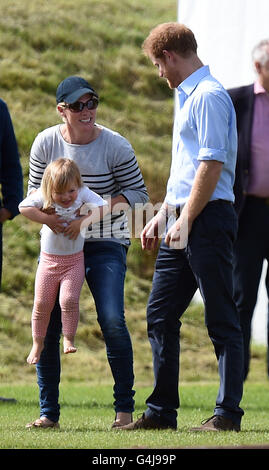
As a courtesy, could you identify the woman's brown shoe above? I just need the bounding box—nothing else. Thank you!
[111,412,133,428]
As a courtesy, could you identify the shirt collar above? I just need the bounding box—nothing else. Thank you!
[254,80,267,95]
[177,65,210,98]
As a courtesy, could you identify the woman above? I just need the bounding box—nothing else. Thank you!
[26,76,148,429]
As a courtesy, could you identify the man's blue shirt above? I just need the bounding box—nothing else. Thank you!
[165,65,238,207]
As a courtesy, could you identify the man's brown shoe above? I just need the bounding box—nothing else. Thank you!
[190,415,240,432]
[117,413,176,430]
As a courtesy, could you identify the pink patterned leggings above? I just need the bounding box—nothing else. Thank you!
[32,251,85,338]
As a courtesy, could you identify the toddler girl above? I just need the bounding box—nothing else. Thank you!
[19,158,108,364]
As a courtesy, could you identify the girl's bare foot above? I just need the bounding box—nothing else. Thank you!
[27,338,44,364]
[63,336,77,354]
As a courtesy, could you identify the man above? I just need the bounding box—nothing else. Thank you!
[0,98,23,403]
[0,99,23,286]
[120,22,244,432]
[229,39,269,380]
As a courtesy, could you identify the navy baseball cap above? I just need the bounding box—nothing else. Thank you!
[56,76,98,104]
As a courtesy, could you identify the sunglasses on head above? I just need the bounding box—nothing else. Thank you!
[63,97,99,113]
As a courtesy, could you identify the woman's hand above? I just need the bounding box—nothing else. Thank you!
[45,213,67,234]
[63,218,82,240]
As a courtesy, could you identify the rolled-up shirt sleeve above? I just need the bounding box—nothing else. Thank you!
[194,91,230,164]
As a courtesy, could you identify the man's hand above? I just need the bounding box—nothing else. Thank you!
[164,160,223,249]
[141,209,167,251]
[0,208,12,224]
[164,209,190,249]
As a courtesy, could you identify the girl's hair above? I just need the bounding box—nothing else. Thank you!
[142,22,197,59]
[41,158,83,209]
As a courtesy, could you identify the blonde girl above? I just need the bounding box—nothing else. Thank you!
[19,158,108,364]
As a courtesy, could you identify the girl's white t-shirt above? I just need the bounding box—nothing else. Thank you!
[19,186,107,255]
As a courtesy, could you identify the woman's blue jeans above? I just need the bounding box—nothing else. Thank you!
[36,241,135,422]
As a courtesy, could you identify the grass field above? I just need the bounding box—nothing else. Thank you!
[1,0,269,456]
[1,381,269,451]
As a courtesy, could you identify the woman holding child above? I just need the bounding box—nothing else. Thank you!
[25,76,148,429]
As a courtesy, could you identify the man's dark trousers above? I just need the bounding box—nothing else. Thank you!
[145,200,244,429]
[233,196,269,380]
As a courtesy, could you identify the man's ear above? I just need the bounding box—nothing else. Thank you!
[162,49,172,60]
[254,61,262,74]
[162,49,177,63]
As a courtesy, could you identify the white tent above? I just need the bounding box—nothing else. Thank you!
[177,0,269,344]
